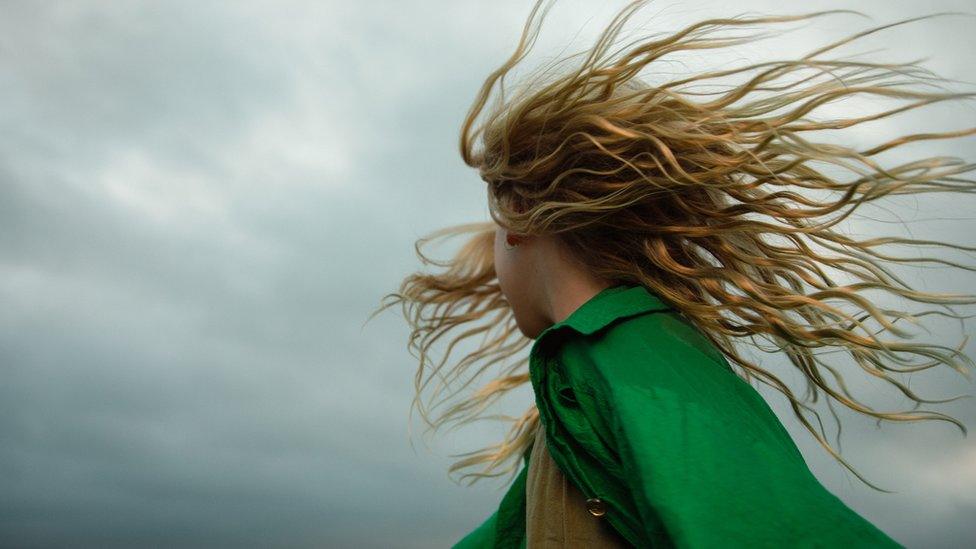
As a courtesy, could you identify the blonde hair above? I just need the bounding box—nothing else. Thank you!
[369,0,976,492]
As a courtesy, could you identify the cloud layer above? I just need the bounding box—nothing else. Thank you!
[0,1,974,547]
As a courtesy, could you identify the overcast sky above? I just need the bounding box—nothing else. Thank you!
[1,1,975,547]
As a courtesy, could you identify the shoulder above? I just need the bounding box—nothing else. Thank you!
[553,309,784,432]
[557,309,735,390]
[555,310,807,455]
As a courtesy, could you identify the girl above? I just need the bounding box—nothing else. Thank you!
[372,1,976,546]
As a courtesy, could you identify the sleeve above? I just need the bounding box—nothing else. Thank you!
[451,509,497,549]
[561,320,905,548]
[452,451,531,549]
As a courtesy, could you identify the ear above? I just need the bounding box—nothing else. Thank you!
[511,194,530,215]
[506,232,523,247]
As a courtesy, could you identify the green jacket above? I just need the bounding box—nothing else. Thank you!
[452,284,904,548]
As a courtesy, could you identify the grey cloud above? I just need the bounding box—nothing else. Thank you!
[1,0,974,547]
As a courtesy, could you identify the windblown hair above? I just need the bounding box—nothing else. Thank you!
[370,0,976,492]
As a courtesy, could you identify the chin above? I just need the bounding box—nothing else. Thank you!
[509,309,528,338]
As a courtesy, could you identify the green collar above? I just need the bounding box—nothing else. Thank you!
[539,284,672,339]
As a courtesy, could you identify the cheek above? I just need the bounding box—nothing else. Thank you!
[494,230,517,294]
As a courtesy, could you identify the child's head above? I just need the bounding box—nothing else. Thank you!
[372,1,976,488]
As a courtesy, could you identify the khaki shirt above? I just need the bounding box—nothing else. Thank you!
[525,421,630,548]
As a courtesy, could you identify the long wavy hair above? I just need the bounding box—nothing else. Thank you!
[368,0,976,492]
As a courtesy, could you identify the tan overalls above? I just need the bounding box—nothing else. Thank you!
[524,421,632,548]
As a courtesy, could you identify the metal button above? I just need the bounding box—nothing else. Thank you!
[585,497,607,517]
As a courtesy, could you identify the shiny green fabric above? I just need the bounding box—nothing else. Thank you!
[453,284,903,548]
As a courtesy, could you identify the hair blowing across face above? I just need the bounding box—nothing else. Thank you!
[369,0,976,491]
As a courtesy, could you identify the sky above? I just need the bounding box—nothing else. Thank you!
[1,0,975,547]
